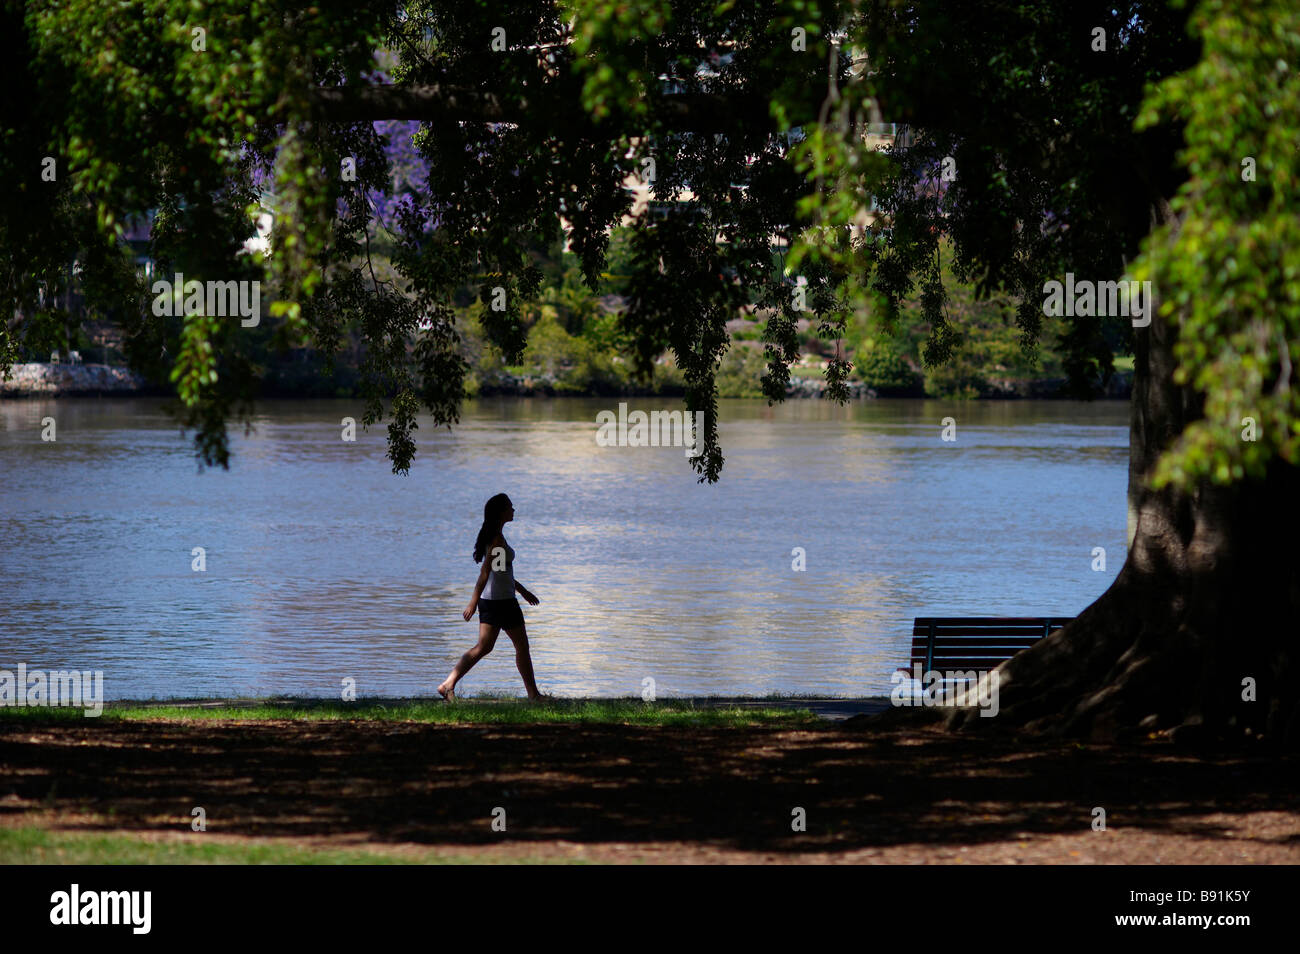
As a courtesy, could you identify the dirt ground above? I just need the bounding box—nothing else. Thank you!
[2,713,1297,864]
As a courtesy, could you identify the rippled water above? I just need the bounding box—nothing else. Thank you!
[0,396,1129,699]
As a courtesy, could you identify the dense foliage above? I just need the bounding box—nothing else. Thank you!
[3,0,1295,491]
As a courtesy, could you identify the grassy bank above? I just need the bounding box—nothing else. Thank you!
[0,828,574,865]
[0,696,824,728]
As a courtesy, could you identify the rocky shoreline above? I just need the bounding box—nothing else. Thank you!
[1,362,147,396]
[1,361,1131,400]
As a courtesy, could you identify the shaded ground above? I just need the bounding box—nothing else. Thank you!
[2,710,1297,863]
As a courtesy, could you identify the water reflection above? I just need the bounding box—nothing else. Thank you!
[0,396,1128,699]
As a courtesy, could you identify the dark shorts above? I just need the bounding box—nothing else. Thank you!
[478,598,524,629]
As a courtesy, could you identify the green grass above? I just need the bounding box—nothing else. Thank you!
[0,828,573,865]
[790,364,827,378]
[0,696,823,727]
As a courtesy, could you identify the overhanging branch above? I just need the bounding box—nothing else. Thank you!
[309,84,526,124]
[307,84,828,133]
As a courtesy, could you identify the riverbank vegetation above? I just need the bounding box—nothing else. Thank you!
[12,231,1123,402]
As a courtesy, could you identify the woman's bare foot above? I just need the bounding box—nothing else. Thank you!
[437,682,455,702]
[527,692,549,703]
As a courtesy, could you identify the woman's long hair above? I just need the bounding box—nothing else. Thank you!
[473,493,512,563]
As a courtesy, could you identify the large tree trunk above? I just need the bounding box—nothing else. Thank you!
[948,229,1300,748]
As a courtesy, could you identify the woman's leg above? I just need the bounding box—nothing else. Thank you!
[503,623,543,699]
[438,624,500,699]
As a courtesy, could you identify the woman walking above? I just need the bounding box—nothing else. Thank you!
[438,493,545,701]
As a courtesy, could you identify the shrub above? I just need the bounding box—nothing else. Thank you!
[854,342,922,394]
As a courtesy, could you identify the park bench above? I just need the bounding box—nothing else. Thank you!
[898,617,1074,694]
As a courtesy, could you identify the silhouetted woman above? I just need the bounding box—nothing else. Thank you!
[438,493,544,701]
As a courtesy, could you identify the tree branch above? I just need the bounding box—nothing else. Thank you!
[307,84,820,133]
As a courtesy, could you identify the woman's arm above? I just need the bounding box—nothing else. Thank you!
[515,579,540,606]
[463,559,492,621]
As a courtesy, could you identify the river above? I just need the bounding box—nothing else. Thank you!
[0,395,1129,699]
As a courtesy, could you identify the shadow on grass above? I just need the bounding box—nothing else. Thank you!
[1,706,1296,855]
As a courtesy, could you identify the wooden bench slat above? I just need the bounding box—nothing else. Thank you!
[909,621,1071,629]
[910,648,1041,657]
[915,647,1045,655]
[914,650,1040,657]
[911,622,1072,630]
[912,629,1052,636]
[909,640,1044,650]
[912,620,1066,627]
[918,648,1037,655]
[910,660,1020,670]
[912,654,1030,661]
[913,631,1053,638]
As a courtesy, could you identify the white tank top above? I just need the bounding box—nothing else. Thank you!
[485,539,516,599]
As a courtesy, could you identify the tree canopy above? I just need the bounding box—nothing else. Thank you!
[2,0,1296,491]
